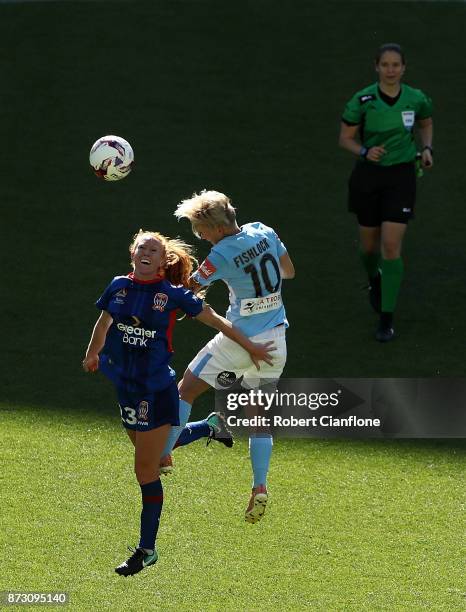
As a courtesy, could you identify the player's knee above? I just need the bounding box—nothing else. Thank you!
[178,371,191,394]
[382,242,401,259]
[178,372,202,404]
[178,376,188,397]
[178,387,194,405]
[362,244,379,256]
[135,462,159,485]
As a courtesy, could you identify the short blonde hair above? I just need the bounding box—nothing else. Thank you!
[129,229,199,290]
[174,190,236,237]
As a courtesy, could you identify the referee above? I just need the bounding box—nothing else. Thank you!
[339,43,433,342]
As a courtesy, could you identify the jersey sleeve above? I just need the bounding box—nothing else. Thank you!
[342,92,364,125]
[417,91,433,120]
[265,226,287,257]
[192,250,227,287]
[171,287,204,317]
[274,230,287,257]
[95,276,128,311]
[95,282,113,311]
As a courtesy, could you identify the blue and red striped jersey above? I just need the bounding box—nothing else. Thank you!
[96,273,204,393]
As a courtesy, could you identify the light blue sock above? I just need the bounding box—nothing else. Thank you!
[161,399,191,456]
[249,434,273,487]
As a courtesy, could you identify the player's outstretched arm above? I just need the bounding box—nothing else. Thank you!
[195,305,275,370]
[82,311,113,372]
[279,252,296,279]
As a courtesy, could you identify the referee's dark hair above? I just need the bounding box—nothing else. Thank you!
[375,43,406,65]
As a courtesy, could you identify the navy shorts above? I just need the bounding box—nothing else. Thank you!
[348,161,416,227]
[116,380,180,432]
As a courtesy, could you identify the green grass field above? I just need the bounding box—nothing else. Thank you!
[1,1,466,610]
[2,407,464,611]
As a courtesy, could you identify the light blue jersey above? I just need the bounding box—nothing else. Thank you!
[192,222,288,337]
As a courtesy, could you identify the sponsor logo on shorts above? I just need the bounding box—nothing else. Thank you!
[153,293,168,312]
[198,258,217,279]
[401,111,415,129]
[217,371,237,388]
[138,401,149,421]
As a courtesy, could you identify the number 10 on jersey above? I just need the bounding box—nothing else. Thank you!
[244,254,281,297]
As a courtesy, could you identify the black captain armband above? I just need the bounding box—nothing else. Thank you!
[359,146,369,159]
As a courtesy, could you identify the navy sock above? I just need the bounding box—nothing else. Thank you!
[138,479,163,551]
[175,420,211,448]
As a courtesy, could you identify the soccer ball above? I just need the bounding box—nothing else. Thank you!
[89,135,134,181]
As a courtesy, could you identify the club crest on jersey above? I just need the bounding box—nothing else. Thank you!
[198,258,217,279]
[401,111,415,129]
[138,401,149,421]
[152,293,168,312]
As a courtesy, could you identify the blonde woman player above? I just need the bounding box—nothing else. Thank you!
[83,230,274,575]
[161,191,295,523]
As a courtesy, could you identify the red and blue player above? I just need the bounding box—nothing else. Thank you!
[82,230,274,576]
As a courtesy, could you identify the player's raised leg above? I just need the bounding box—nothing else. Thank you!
[174,411,234,448]
[160,412,233,475]
[159,370,210,472]
[175,370,233,447]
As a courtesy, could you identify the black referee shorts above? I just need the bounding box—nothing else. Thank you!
[348,161,416,227]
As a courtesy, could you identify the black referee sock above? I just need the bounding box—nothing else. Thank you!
[380,312,394,329]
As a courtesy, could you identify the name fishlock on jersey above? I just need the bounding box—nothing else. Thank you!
[192,222,288,337]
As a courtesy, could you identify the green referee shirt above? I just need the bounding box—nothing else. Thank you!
[342,83,433,166]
